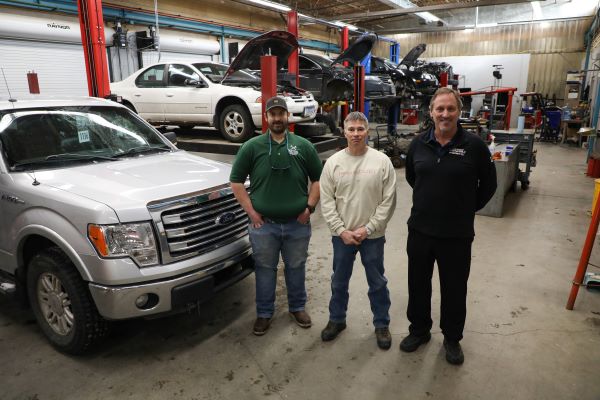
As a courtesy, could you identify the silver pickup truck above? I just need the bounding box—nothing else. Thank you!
[0,97,253,354]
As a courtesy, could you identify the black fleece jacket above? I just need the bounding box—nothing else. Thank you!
[405,125,497,238]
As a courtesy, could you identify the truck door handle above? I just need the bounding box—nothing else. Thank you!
[134,94,141,97]
[166,94,174,97]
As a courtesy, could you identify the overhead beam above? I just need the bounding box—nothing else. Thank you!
[337,0,537,21]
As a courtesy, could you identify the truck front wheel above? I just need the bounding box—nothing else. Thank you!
[27,247,109,354]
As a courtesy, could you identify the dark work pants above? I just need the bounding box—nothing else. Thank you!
[406,229,473,342]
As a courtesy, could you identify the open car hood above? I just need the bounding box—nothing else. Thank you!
[224,30,298,81]
[331,33,377,66]
[400,43,426,67]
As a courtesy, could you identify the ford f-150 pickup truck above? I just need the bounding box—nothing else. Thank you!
[0,96,253,354]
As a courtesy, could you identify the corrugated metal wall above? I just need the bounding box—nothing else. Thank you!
[376,19,591,99]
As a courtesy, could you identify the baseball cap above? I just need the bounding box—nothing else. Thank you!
[265,96,288,113]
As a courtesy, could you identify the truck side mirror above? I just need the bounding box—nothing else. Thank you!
[162,131,177,145]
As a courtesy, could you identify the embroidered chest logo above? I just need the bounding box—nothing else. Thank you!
[449,148,466,156]
[288,145,299,156]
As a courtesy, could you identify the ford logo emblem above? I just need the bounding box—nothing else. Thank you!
[215,212,236,226]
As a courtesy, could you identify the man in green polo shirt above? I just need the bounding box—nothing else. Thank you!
[230,96,322,336]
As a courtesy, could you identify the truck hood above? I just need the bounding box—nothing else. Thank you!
[34,151,231,222]
[225,30,298,80]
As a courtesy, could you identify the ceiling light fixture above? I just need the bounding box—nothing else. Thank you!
[333,20,360,31]
[531,1,543,19]
[246,0,290,12]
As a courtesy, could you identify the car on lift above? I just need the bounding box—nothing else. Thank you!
[369,56,417,101]
[0,96,254,353]
[397,44,439,101]
[110,31,318,143]
[264,33,395,105]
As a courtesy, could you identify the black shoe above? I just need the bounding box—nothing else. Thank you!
[321,321,346,342]
[375,327,392,350]
[399,332,431,352]
[443,339,464,365]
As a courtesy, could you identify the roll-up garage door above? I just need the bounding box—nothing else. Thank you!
[0,38,88,98]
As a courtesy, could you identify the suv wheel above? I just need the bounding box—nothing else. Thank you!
[220,104,255,143]
[27,247,109,354]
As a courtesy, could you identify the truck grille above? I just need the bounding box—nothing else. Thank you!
[155,188,248,260]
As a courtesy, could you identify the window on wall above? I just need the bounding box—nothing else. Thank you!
[135,65,166,87]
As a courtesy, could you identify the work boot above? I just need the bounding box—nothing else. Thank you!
[289,310,312,328]
[399,332,431,352]
[252,317,272,336]
[321,321,346,341]
[375,327,392,350]
[443,339,464,365]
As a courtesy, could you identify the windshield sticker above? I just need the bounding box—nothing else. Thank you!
[78,130,90,143]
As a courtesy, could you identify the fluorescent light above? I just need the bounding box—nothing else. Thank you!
[333,20,359,31]
[416,12,440,22]
[477,22,498,28]
[531,1,543,19]
[246,0,290,12]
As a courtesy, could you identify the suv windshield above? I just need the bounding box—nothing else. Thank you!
[193,63,258,83]
[0,106,171,171]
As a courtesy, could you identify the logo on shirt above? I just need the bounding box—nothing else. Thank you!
[288,145,299,156]
[449,148,466,156]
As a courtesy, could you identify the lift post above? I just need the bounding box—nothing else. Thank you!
[341,27,349,120]
[353,64,365,113]
[360,53,371,118]
[287,10,299,87]
[388,43,400,134]
[261,55,277,133]
[77,0,111,98]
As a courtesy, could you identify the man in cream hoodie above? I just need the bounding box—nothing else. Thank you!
[319,111,397,350]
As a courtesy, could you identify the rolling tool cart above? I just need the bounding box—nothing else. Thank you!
[490,130,536,190]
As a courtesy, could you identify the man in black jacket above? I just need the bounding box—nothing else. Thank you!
[400,88,497,365]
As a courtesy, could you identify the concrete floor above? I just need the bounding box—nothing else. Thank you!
[1,142,599,400]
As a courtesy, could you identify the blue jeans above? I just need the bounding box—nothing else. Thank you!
[249,220,311,318]
[328,236,391,328]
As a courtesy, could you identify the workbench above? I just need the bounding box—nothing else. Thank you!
[477,143,520,218]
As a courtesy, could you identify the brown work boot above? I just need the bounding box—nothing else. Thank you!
[289,310,312,328]
[375,327,392,350]
[253,317,272,336]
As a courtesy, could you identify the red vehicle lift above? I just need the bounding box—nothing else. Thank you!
[459,86,518,131]
[77,0,111,98]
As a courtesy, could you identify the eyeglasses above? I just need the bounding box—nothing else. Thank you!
[268,133,291,171]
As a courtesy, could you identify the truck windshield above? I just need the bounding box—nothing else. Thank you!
[0,106,171,171]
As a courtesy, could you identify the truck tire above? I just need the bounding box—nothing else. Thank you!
[219,104,255,143]
[27,247,109,354]
[295,122,328,138]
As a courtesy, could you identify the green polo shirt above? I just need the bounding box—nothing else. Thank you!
[230,130,322,221]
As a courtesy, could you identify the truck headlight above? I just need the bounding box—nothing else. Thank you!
[88,222,158,267]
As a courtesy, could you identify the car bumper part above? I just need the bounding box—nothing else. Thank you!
[89,248,254,319]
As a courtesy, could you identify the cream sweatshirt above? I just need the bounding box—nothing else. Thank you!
[320,147,397,238]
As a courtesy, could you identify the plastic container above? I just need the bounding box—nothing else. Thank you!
[562,105,571,121]
[517,116,525,133]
